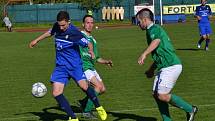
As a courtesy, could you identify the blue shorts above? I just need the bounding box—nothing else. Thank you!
[50,65,86,85]
[199,23,212,36]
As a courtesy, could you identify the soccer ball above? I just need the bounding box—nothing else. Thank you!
[32,82,47,98]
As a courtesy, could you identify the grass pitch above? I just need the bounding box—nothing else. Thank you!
[0,22,214,121]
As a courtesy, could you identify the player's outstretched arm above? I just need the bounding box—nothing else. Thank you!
[97,58,113,67]
[138,39,160,65]
[29,31,51,48]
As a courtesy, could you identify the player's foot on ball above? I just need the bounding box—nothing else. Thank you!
[96,106,107,120]
[82,112,97,119]
[68,117,79,121]
[186,106,198,121]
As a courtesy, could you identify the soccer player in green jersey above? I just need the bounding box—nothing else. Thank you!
[78,15,113,118]
[136,8,198,121]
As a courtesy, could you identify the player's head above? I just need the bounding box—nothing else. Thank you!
[201,0,207,5]
[136,8,154,30]
[57,11,70,31]
[82,15,94,33]
[4,12,8,17]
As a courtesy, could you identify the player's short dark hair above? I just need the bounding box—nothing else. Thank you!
[57,11,70,22]
[82,15,94,23]
[136,8,154,21]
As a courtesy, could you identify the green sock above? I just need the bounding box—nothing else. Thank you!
[84,91,99,112]
[170,94,192,113]
[155,98,172,121]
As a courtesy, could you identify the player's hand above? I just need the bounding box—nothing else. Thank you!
[106,60,113,67]
[138,54,146,65]
[145,70,154,78]
[209,15,212,19]
[29,40,38,48]
[197,16,201,20]
[88,50,95,59]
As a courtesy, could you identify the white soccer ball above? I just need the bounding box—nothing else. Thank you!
[32,82,47,98]
[95,26,98,29]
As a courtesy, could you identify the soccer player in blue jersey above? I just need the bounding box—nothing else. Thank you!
[29,11,107,121]
[195,0,212,51]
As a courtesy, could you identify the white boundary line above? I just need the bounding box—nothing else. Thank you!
[1,103,215,120]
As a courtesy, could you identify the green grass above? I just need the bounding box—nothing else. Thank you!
[0,22,215,121]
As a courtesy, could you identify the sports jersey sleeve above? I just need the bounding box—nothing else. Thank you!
[67,25,89,47]
[150,29,160,41]
[195,6,200,16]
[77,37,89,47]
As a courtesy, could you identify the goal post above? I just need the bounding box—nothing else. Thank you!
[159,0,163,25]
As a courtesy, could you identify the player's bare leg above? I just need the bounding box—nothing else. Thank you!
[90,76,106,94]
[154,92,198,121]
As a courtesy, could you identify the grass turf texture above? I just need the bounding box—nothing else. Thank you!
[0,22,214,121]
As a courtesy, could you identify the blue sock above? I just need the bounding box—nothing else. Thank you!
[198,38,204,45]
[85,87,100,108]
[55,94,76,118]
[206,39,210,48]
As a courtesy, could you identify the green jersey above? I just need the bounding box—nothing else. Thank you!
[79,31,100,71]
[146,24,181,70]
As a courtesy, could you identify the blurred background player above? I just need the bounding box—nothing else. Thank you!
[3,13,12,32]
[136,8,198,121]
[195,0,212,51]
[78,14,113,119]
[29,11,107,121]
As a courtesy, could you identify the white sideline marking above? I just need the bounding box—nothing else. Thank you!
[1,103,215,120]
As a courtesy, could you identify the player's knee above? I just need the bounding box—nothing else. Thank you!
[97,83,105,93]
[80,84,88,91]
[52,89,63,97]
[100,86,106,93]
[99,84,106,93]
[78,80,88,91]
[158,94,170,102]
[202,36,207,40]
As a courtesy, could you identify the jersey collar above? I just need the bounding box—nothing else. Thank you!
[147,23,154,29]
[81,30,92,38]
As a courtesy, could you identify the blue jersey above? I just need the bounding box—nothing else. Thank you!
[195,5,212,24]
[49,22,89,70]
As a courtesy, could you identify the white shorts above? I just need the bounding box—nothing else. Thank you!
[6,23,12,28]
[153,64,182,94]
[84,69,102,82]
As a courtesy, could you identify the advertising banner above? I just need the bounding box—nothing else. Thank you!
[163,4,215,14]
[134,5,154,15]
